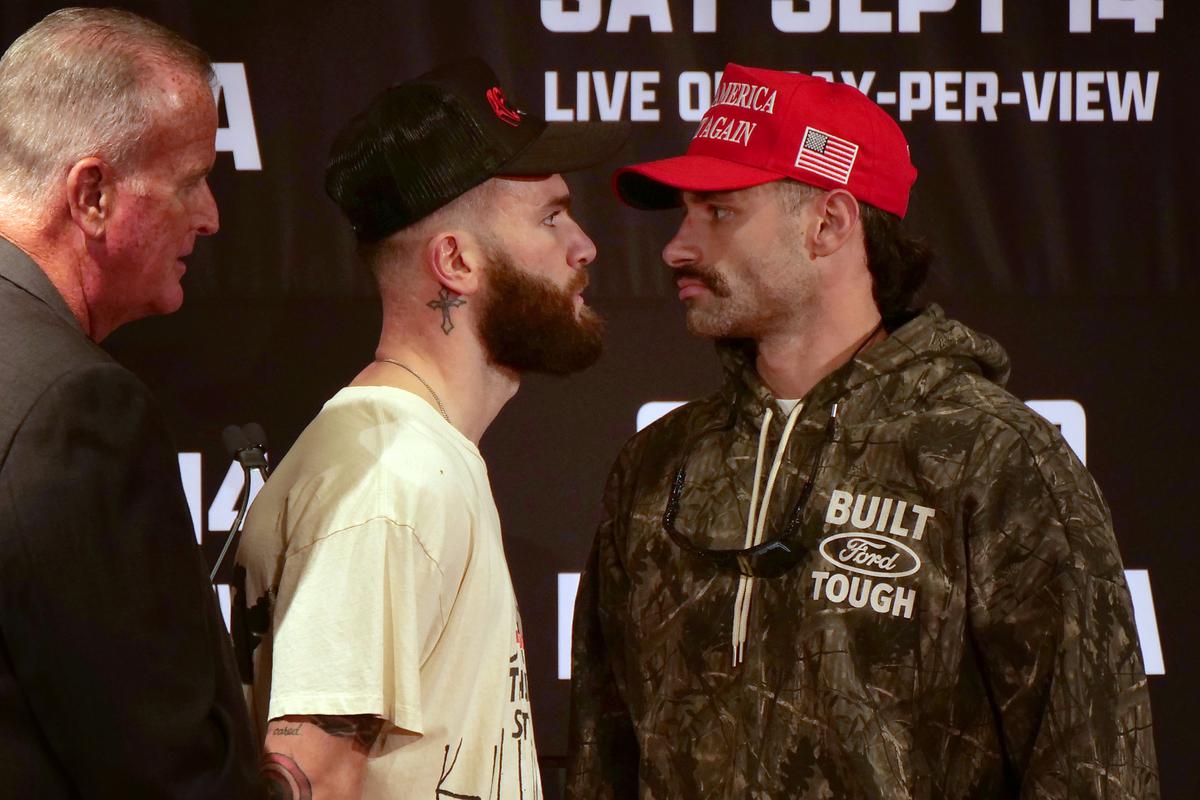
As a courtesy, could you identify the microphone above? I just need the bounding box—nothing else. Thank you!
[211,422,271,582]
[224,423,269,472]
[221,423,250,457]
[243,422,268,450]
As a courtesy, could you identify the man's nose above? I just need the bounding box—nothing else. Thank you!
[195,180,219,236]
[662,218,699,268]
[571,222,598,268]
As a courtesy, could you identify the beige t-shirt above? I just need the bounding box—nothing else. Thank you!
[234,386,540,799]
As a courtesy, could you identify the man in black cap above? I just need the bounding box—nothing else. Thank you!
[232,59,627,799]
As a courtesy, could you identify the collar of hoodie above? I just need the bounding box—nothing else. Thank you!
[712,303,1011,434]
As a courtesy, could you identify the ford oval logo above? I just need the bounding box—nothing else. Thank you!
[818,532,921,578]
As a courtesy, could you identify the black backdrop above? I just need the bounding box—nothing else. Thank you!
[3,2,1195,796]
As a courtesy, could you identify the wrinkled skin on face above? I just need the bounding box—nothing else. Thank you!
[88,66,218,335]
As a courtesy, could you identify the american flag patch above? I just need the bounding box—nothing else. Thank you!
[794,127,859,184]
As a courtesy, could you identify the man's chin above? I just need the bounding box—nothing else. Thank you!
[478,297,602,372]
[156,286,185,315]
[508,322,604,376]
[576,304,602,325]
[685,309,731,339]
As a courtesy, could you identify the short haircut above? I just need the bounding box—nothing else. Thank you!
[358,179,502,291]
[0,7,214,209]
[775,179,932,319]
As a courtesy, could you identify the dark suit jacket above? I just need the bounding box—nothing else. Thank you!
[0,238,261,797]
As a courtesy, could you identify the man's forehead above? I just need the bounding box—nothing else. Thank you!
[493,173,570,205]
[138,73,217,151]
[144,61,213,105]
[141,83,217,146]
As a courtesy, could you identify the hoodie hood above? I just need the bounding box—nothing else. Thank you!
[717,305,1011,427]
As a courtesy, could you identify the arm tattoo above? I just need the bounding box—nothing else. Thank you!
[261,752,313,800]
[306,714,388,750]
[428,287,466,334]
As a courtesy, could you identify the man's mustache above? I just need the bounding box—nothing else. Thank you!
[568,270,588,295]
[673,266,731,297]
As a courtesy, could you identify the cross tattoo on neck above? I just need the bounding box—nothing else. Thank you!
[428,288,466,335]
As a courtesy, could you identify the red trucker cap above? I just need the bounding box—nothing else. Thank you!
[614,64,917,218]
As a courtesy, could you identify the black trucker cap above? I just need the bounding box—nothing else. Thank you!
[326,58,630,241]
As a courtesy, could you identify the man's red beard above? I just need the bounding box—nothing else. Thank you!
[476,248,605,375]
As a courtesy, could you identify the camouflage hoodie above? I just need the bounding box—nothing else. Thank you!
[566,306,1158,799]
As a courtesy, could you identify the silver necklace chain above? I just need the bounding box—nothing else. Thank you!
[375,358,450,424]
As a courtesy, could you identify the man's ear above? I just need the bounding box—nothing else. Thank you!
[808,189,861,259]
[65,157,114,240]
[425,229,486,298]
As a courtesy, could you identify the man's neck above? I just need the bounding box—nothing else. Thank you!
[353,324,518,446]
[755,305,884,400]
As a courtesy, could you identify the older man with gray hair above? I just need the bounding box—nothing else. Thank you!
[0,8,260,796]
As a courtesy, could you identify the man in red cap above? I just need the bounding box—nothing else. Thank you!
[567,64,1158,798]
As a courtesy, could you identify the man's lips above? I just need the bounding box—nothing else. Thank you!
[570,273,589,306]
[676,275,712,300]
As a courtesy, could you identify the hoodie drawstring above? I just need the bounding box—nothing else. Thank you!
[732,400,805,666]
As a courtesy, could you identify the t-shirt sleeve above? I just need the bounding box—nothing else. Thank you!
[266,516,447,735]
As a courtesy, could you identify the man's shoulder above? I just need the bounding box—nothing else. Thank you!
[0,277,114,390]
[293,389,476,480]
[919,367,1060,442]
[916,370,1092,494]
[0,290,140,468]
[248,391,483,546]
[596,392,728,497]
[622,392,724,458]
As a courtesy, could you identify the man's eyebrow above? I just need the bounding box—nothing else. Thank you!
[541,193,572,211]
[685,190,738,203]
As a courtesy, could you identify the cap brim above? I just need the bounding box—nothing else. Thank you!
[501,120,631,176]
[613,155,784,209]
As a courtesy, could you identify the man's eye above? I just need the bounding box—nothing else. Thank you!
[542,211,561,226]
[711,206,732,221]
